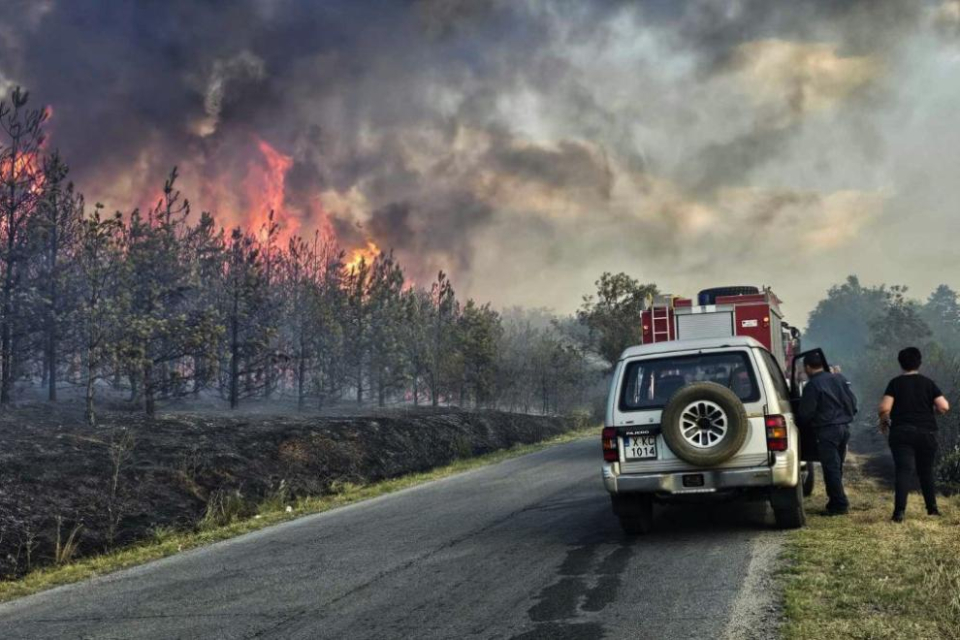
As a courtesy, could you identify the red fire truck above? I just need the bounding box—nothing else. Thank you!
[640,286,801,371]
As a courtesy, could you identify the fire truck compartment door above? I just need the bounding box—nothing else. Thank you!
[676,311,734,341]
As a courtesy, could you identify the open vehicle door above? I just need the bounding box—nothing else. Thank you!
[789,348,829,463]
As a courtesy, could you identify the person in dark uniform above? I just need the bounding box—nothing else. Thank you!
[797,351,859,516]
[878,347,950,522]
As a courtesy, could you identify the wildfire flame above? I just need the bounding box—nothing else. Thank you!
[0,149,44,195]
[8,111,381,276]
[245,138,298,244]
[345,240,382,273]
[241,137,375,268]
[1,106,51,196]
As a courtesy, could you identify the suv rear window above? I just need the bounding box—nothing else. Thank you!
[619,351,760,411]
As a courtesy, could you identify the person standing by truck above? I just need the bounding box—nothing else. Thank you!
[878,347,950,522]
[797,352,859,516]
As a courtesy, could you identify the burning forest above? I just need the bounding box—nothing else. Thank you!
[3,6,960,636]
[0,87,595,424]
[3,0,960,424]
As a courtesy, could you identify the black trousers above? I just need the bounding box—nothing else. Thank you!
[889,425,939,513]
[816,424,850,512]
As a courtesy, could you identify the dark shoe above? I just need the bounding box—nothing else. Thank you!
[820,509,848,517]
[892,511,905,523]
[928,508,942,517]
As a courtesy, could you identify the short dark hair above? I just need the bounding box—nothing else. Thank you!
[898,347,922,371]
[803,352,824,369]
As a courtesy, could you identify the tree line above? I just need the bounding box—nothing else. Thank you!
[805,275,960,485]
[0,88,599,424]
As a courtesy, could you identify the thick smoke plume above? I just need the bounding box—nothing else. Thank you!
[1,0,958,319]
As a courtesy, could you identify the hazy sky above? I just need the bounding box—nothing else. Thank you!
[2,0,960,327]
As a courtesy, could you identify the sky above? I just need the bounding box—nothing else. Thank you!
[2,0,960,327]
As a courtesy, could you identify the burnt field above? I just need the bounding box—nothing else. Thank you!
[0,405,580,579]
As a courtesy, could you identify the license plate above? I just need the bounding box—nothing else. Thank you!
[622,435,658,461]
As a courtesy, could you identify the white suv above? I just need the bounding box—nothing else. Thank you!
[601,336,816,533]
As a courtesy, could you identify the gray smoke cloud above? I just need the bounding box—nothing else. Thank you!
[1,0,958,323]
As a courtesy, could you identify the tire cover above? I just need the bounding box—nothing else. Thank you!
[660,382,749,466]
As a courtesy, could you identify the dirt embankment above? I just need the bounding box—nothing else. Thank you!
[0,406,580,578]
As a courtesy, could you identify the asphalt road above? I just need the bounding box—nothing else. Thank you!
[0,437,784,640]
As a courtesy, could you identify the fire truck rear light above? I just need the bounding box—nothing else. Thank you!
[602,427,618,462]
[765,415,788,451]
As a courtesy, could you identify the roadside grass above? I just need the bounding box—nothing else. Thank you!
[0,425,597,604]
[783,454,960,640]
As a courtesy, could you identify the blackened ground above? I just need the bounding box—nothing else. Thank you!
[0,404,578,578]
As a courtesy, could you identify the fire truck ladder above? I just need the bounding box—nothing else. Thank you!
[651,305,672,342]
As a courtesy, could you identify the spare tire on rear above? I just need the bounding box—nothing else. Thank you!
[660,382,749,467]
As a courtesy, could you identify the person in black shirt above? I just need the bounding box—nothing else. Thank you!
[797,351,859,515]
[878,347,951,522]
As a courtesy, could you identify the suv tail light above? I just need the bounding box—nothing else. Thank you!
[765,415,788,452]
[602,427,618,462]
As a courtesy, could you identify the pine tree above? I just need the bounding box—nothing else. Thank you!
[221,227,268,409]
[426,271,458,407]
[456,300,501,407]
[257,211,281,399]
[120,169,222,416]
[311,242,346,408]
[186,211,226,395]
[343,257,372,404]
[28,152,83,401]
[401,288,430,407]
[76,205,125,425]
[0,87,48,404]
[368,252,406,407]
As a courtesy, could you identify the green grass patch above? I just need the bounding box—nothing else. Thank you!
[783,455,960,640]
[0,425,596,604]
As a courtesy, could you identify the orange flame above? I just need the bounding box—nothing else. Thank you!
[243,138,298,245]
[0,106,52,199]
[0,149,44,195]
[345,240,381,273]
[238,137,368,263]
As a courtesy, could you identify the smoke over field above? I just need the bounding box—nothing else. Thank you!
[2,1,959,317]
